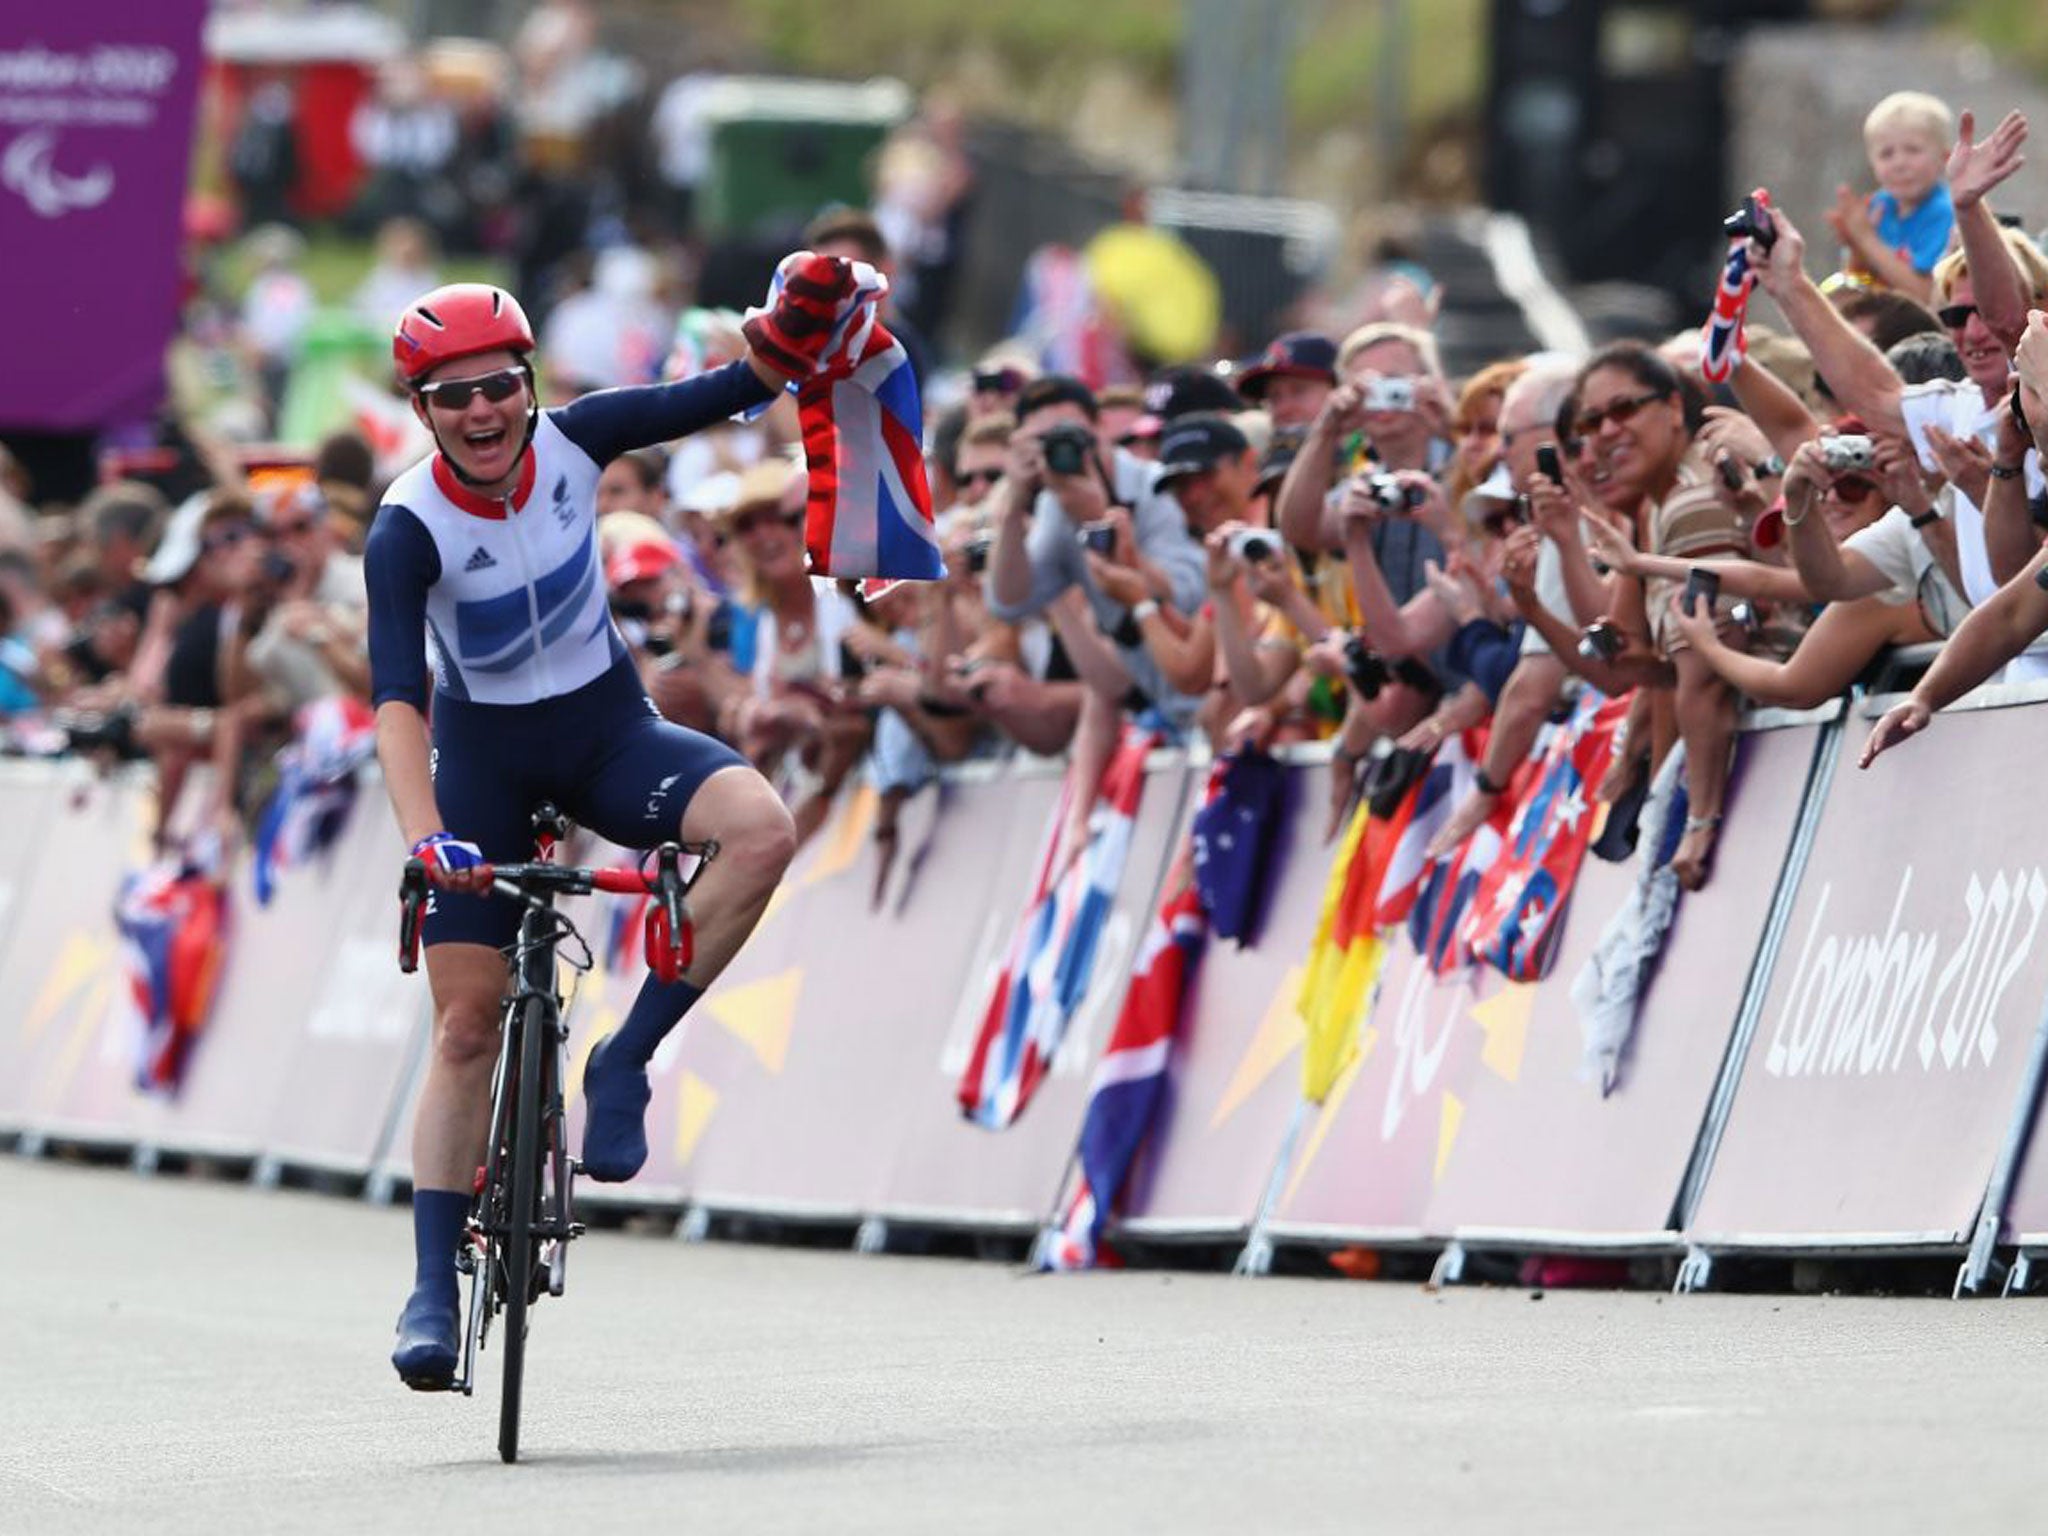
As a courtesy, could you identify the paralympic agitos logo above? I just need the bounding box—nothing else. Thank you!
[1764,866,2048,1080]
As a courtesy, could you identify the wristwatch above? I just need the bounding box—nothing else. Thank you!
[1989,462,2025,481]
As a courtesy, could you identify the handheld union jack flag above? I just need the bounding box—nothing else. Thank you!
[750,253,941,584]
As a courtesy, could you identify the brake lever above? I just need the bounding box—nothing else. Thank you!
[398,859,428,974]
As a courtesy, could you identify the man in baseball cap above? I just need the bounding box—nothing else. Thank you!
[1234,331,1338,430]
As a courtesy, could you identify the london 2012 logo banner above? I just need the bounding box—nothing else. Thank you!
[0,5,208,431]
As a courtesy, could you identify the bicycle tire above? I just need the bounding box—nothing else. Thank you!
[498,995,548,1463]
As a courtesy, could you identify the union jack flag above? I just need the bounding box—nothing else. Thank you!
[251,696,378,907]
[958,726,1157,1128]
[1040,879,1205,1269]
[117,847,230,1095]
[1699,192,1767,384]
[751,254,941,584]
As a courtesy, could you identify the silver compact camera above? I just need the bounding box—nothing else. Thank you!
[1363,376,1416,413]
[1821,435,1875,472]
[1228,528,1283,563]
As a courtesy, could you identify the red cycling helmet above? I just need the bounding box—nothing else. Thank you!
[392,283,535,387]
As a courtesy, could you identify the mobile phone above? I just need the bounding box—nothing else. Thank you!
[1535,444,1562,484]
[1078,521,1117,556]
[965,534,992,574]
[1717,453,1745,492]
[1683,565,1722,618]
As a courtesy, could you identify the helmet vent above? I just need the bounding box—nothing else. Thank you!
[416,306,444,329]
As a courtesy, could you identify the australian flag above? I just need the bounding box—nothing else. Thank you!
[1459,690,1628,981]
[958,726,1156,1128]
[751,253,941,585]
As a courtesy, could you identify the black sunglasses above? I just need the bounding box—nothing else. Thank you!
[958,467,1004,489]
[972,367,1027,394]
[1937,303,1979,331]
[1568,388,1669,442]
[418,367,526,410]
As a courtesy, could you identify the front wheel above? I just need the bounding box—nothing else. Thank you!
[498,995,548,1463]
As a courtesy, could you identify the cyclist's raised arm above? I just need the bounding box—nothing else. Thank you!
[551,360,780,465]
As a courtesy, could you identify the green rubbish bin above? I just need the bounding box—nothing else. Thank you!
[697,75,912,239]
[277,309,390,449]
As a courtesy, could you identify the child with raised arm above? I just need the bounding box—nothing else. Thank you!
[1827,90,1957,304]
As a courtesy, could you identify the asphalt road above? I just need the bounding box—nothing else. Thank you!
[6,1156,2045,1535]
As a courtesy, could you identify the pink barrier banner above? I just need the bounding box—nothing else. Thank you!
[1268,727,1818,1246]
[1688,706,2048,1250]
[0,773,155,1142]
[1114,772,1321,1237]
[1424,725,1821,1245]
[244,802,425,1174]
[564,778,946,1213]
[0,765,73,1129]
[873,761,1187,1226]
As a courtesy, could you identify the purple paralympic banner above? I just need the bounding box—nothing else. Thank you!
[0,4,209,431]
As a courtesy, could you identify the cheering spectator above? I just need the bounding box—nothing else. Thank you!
[1825,91,1957,304]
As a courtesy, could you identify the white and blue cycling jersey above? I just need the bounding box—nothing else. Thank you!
[364,360,773,950]
[365,360,772,711]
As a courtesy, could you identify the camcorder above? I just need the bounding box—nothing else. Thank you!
[1577,620,1625,663]
[1228,528,1283,563]
[1039,422,1096,478]
[1077,520,1118,556]
[965,534,993,574]
[1363,377,1416,414]
[1341,633,1391,700]
[1723,192,1777,253]
[1821,435,1876,472]
[1357,472,1428,515]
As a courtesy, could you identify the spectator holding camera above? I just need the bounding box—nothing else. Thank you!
[985,374,1206,849]
[235,482,371,715]
[1750,128,2048,672]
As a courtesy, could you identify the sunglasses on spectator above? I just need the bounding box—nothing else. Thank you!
[972,367,1027,394]
[417,367,526,410]
[1479,500,1530,539]
[1116,430,1160,449]
[1938,303,1979,331]
[1568,389,1669,442]
[958,467,1004,490]
[730,506,802,537]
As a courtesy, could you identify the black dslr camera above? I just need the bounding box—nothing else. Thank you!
[1341,633,1391,700]
[1039,422,1096,478]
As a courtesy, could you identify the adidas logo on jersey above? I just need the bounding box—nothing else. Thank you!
[464,547,497,572]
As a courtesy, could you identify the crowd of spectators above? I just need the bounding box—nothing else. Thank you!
[8,67,2048,904]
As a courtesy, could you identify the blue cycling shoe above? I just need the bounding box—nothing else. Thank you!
[391,1284,460,1390]
[580,1031,651,1184]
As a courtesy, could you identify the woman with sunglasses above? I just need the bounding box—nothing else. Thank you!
[370,268,851,1390]
[1557,343,1751,889]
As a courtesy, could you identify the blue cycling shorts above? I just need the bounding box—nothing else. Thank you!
[422,659,746,950]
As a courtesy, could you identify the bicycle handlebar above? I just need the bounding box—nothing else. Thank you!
[397,841,705,975]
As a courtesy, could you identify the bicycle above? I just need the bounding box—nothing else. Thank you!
[398,803,715,1464]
